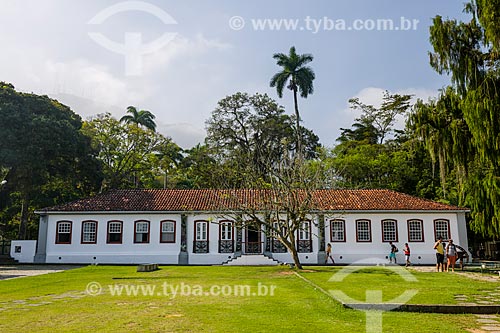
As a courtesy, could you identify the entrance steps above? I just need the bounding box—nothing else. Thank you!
[223,254,280,266]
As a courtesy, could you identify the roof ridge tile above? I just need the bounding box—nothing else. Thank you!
[37,189,467,213]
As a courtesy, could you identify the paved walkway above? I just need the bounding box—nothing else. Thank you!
[0,265,80,280]
[409,266,500,282]
[408,266,500,332]
[469,315,500,333]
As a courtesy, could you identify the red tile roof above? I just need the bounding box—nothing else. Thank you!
[37,189,467,213]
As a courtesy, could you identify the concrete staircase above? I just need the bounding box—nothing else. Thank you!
[223,254,280,266]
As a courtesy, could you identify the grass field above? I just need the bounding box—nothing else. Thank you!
[0,265,495,332]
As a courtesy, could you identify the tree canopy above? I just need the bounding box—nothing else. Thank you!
[348,91,412,144]
[120,106,157,132]
[413,0,500,235]
[82,113,181,190]
[204,92,320,187]
[0,82,102,239]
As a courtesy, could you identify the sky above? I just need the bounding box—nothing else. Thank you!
[0,0,469,148]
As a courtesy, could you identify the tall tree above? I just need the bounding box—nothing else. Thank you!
[217,146,328,269]
[413,0,500,235]
[83,113,177,189]
[270,46,315,155]
[0,82,101,239]
[120,106,157,132]
[178,144,226,189]
[332,127,437,195]
[154,139,184,189]
[337,117,379,144]
[204,92,320,187]
[410,88,471,200]
[331,91,442,198]
[348,91,412,144]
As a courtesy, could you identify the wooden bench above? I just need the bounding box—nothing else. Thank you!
[137,263,159,272]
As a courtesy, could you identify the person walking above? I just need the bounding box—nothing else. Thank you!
[446,239,458,272]
[404,243,411,267]
[389,242,398,264]
[325,243,335,264]
[434,236,445,272]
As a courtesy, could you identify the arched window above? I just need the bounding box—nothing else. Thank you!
[271,220,287,253]
[407,219,424,242]
[160,220,176,243]
[381,219,398,242]
[194,220,209,253]
[218,220,234,253]
[330,219,346,242]
[434,219,450,241]
[81,220,98,244]
[56,221,72,244]
[297,220,312,253]
[356,219,372,242]
[107,221,123,244]
[134,220,150,244]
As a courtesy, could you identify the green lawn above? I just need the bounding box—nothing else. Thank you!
[0,265,494,332]
[300,266,499,305]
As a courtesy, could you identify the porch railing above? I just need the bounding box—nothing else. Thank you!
[218,240,234,253]
[243,242,263,254]
[297,240,313,253]
[193,240,209,253]
[271,240,287,253]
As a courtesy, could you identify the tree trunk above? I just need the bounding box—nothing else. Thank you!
[293,87,302,158]
[282,235,303,269]
[289,247,303,269]
[17,193,29,240]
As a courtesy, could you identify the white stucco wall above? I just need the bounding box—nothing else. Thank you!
[45,213,181,264]
[186,214,320,265]
[39,210,468,265]
[323,212,467,265]
[10,240,37,263]
[186,214,235,265]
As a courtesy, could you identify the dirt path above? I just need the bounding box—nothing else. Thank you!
[408,265,500,282]
[0,265,81,280]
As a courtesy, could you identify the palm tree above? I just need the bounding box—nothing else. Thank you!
[270,46,315,156]
[120,106,157,131]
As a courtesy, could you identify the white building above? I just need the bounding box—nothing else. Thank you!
[21,189,469,265]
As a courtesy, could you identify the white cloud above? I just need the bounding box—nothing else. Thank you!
[144,33,232,74]
[351,87,387,108]
[50,93,122,120]
[347,86,439,110]
[39,32,232,150]
[0,26,232,150]
[397,87,440,103]
[44,59,133,106]
[158,122,205,149]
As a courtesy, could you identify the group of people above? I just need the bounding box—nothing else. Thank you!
[324,242,412,267]
[325,239,460,271]
[389,237,460,271]
[433,236,459,272]
[390,239,461,271]
[388,242,411,267]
